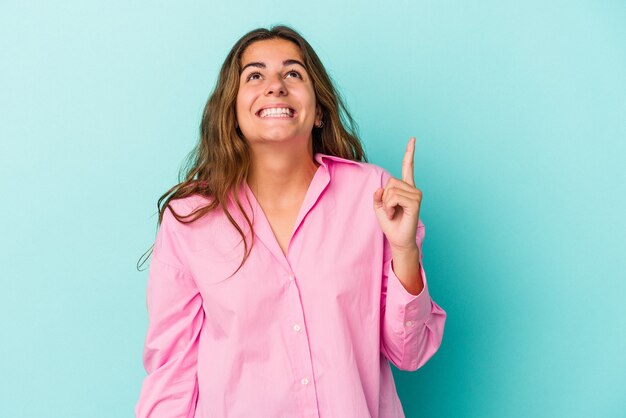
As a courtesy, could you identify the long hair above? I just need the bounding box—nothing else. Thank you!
[137,24,368,276]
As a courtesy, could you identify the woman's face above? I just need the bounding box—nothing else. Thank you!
[236,38,320,148]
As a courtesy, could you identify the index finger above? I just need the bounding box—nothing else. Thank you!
[402,137,416,187]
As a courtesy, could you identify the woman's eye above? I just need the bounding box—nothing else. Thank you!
[245,70,302,82]
[287,70,302,78]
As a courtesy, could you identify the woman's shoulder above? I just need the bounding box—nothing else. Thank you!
[165,190,219,211]
[161,192,251,257]
[161,193,220,230]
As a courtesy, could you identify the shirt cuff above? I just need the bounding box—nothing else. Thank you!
[386,258,433,327]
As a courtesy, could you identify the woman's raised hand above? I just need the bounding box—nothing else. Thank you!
[373,137,423,252]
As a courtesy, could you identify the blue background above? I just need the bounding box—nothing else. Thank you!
[1,1,625,417]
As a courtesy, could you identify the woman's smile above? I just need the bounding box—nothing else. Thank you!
[256,107,297,119]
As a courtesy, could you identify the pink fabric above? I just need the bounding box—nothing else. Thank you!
[135,152,446,418]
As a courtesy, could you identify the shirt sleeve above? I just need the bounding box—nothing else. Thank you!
[135,204,204,418]
[379,169,447,372]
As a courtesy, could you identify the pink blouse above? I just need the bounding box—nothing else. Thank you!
[135,152,446,417]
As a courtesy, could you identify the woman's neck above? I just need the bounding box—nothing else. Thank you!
[247,146,320,208]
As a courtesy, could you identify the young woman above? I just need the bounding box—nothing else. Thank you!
[135,25,446,418]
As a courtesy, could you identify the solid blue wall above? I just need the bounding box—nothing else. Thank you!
[1,1,624,417]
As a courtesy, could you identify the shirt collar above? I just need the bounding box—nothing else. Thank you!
[314,152,363,168]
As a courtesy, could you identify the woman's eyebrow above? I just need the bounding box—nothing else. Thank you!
[240,59,306,74]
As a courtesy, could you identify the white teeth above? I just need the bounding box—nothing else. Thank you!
[259,107,294,118]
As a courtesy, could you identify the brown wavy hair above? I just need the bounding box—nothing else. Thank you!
[136,24,368,275]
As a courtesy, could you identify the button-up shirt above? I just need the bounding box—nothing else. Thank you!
[135,152,447,418]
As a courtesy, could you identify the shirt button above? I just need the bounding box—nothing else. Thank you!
[405,320,414,327]
[293,324,301,332]
[301,377,309,385]
[288,274,294,281]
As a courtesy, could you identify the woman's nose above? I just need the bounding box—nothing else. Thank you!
[264,74,287,96]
